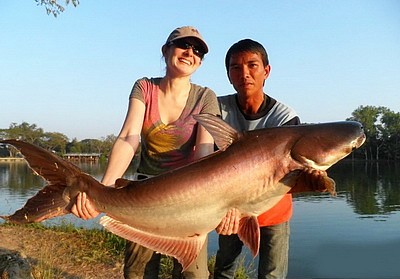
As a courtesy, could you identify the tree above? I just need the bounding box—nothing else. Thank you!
[100,134,117,157]
[1,121,120,158]
[348,105,400,161]
[0,129,7,140]
[41,132,69,153]
[380,110,400,160]
[348,106,380,160]
[79,139,103,154]
[35,0,79,17]
[6,122,44,144]
[2,122,68,154]
[67,138,82,153]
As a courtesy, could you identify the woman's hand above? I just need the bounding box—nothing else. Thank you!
[70,192,100,220]
[215,208,241,235]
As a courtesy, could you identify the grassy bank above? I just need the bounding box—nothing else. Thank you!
[1,222,254,279]
[1,222,125,278]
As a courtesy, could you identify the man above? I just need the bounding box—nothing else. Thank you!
[213,39,300,279]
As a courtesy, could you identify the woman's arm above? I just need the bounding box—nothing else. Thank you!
[193,123,215,160]
[71,98,145,219]
[101,98,145,186]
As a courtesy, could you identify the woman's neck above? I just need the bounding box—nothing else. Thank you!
[157,75,192,125]
[160,75,191,97]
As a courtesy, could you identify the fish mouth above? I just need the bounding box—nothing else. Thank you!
[294,156,330,171]
[353,134,366,150]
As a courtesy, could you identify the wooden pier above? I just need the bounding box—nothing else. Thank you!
[62,153,101,162]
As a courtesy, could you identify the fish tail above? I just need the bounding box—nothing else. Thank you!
[0,139,86,224]
[1,183,70,223]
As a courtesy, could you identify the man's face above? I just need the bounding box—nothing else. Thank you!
[228,51,270,96]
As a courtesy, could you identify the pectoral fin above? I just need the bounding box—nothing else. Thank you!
[237,216,260,257]
[289,169,336,196]
[99,215,205,271]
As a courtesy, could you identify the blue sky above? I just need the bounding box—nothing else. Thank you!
[1,1,399,140]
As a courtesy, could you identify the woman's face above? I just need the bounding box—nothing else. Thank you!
[163,38,204,77]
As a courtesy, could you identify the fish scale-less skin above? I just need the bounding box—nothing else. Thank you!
[85,126,328,237]
[0,115,365,270]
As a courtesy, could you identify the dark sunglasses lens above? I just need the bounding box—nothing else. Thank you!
[173,40,188,49]
[173,41,204,58]
[192,47,204,58]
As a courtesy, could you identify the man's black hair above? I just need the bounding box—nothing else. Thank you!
[225,39,269,74]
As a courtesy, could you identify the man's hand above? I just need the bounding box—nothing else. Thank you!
[70,192,100,220]
[215,208,241,235]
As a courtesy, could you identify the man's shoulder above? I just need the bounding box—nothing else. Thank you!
[217,94,236,105]
[272,100,298,115]
[217,93,236,100]
[270,100,300,125]
[218,94,239,114]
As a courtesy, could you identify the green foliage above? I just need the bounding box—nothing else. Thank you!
[208,255,256,279]
[7,122,44,144]
[35,0,80,17]
[42,132,69,153]
[159,256,175,279]
[1,121,115,157]
[347,105,400,160]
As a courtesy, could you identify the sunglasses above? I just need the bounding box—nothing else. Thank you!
[169,40,205,59]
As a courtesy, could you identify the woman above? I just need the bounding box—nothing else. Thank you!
[71,26,220,279]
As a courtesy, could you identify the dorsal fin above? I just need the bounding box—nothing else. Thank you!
[115,178,133,189]
[193,114,241,151]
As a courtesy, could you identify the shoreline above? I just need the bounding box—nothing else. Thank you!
[0,157,24,162]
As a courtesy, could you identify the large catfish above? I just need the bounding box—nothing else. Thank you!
[1,114,365,270]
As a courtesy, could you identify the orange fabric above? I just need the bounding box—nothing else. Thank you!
[257,194,293,227]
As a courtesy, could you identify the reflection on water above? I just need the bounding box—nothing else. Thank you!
[331,161,400,217]
[294,161,400,217]
[1,160,399,278]
[290,161,400,278]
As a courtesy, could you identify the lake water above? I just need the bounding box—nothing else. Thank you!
[1,160,399,278]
